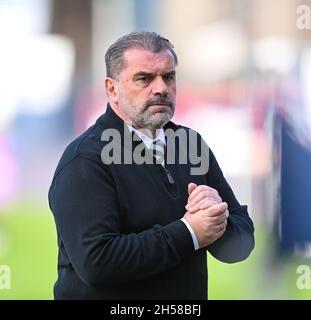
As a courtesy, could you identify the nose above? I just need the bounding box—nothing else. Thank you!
[151,76,168,96]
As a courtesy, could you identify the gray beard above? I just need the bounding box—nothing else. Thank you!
[136,108,174,130]
[122,102,175,130]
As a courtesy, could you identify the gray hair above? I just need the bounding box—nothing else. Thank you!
[105,31,178,79]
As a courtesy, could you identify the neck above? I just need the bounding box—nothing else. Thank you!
[133,127,160,139]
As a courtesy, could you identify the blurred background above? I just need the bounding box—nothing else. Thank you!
[1,0,311,299]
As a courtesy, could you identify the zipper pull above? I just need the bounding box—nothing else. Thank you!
[164,167,175,184]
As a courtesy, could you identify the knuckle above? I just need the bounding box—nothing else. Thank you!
[209,187,218,196]
[198,192,207,201]
[205,192,211,198]
[203,200,211,208]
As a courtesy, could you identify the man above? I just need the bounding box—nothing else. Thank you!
[48,31,255,300]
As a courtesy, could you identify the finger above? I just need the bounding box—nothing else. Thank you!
[220,219,227,229]
[214,220,227,235]
[215,224,226,236]
[188,185,218,203]
[186,191,210,210]
[188,185,215,202]
[188,190,220,204]
[201,199,223,210]
[187,191,221,209]
[205,202,228,217]
[225,209,229,219]
[188,183,197,196]
[221,220,227,231]
[187,198,217,213]
[208,212,228,224]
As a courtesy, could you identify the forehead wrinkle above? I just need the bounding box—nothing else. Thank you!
[122,48,175,76]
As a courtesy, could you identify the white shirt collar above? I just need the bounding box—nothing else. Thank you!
[126,124,166,149]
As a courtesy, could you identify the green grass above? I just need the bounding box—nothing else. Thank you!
[1,202,311,299]
[0,202,58,300]
[208,229,263,300]
[208,226,311,300]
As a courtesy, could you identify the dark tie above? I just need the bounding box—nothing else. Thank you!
[149,139,165,166]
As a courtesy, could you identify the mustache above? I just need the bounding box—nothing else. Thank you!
[144,97,175,110]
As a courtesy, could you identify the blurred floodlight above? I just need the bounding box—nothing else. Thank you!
[0,35,74,122]
[0,0,51,36]
[253,37,296,74]
[182,20,247,82]
[0,0,63,127]
[18,35,75,115]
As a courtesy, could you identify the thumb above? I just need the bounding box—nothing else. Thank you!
[188,183,197,195]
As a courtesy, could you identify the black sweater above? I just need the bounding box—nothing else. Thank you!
[48,104,255,300]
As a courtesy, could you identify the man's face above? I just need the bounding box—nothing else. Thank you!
[113,48,177,130]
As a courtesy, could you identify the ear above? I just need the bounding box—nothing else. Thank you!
[104,77,118,104]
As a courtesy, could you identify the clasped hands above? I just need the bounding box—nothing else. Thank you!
[183,183,229,248]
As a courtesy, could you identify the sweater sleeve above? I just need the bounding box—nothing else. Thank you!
[206,149,255,263]
[48,156,194,287]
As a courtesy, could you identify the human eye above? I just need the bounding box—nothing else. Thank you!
[136,74,152,84]
[163,73,175,82]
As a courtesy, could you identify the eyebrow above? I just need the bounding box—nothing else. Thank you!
[133,70,176,79]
